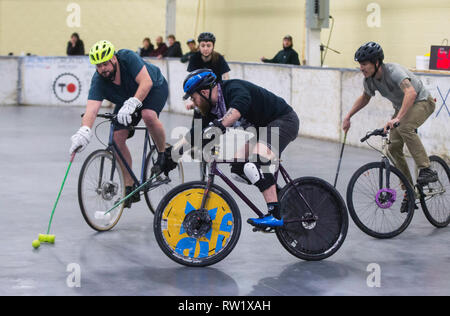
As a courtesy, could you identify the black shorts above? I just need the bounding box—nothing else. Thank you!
[257,109,300,157]
[113,79,168,135]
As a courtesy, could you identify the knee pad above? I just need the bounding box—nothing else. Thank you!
[244,162,275,192]
[230,162,251,184]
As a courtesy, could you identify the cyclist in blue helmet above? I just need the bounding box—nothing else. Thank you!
[175,69,300,228]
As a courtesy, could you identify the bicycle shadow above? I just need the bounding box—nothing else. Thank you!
[77,230,240,296]
[247,260,360,296]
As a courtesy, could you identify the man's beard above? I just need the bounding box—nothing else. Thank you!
[197,99,211,116]
[100,62,117,81]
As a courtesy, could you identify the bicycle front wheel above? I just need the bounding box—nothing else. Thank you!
[347,162,415,238]
[276,177,348,261]
[154,181,241,267]
[78,149,125,232]
[419,155,450,228]
[143,144,184,214]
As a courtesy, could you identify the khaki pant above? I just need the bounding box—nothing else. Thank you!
[388,97,435,185]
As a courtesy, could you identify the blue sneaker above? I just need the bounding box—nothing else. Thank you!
[247,214,284,228]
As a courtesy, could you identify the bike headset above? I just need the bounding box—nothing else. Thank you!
[354,42,384,78]
[183,69,218,107]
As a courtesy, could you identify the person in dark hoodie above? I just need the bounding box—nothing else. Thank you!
[66,32,85,56]
[261,35,300,66]
[164,34,183,58]
[149,36,168,58]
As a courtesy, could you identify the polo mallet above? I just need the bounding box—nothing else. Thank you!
[333,132,347,188]
[34,151,77,248]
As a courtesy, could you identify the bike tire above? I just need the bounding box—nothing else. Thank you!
[143,144,185,214]
[78,149,125,232]
[420,155,450,228]
[276,177,348,261]
[347,162,415,238]
[153,181,241,267]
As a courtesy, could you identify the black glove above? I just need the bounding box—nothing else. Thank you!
[151,151,166,176]
[164,146,178,175]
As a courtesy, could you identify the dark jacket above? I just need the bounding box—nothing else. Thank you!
[263,46,300,66]
[149,43,168,57]
[164,41,183,58]
[180,50,197,63]
[66,40,85,56]
[140,44,154,57]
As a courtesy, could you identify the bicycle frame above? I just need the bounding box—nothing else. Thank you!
[198,155,317,219]
[106,122,155,187]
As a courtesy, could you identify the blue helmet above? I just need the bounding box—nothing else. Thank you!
[183,69,217,100]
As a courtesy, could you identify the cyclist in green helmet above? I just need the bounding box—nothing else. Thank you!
[70,40,171,208]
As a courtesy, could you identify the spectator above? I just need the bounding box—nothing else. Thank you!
[180,38,198,63]
[187,32,230,83]
[261,35,300,66]
[66,32,85,56]
[149,36,168,58]
[186,31,231,132]
[139,37,154,57]
[164,34,183,58]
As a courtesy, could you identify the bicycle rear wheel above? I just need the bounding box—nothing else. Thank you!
[419,155,450,227]
[347,162,415,238]
[78,149,125,232]
[143,144,184,214]
[276,177,348,261]
[153,181,241,267]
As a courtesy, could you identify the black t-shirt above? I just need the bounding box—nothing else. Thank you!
[186,79,293,145]
[187,52,230,82]
[221,79,292,127]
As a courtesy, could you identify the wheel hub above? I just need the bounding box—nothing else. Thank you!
[375,188,397,209]
[183,209,212,238]
[98,181,119,201]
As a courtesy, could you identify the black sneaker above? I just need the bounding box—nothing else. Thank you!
[124,186,140,208]
[400,194,418,213]
[417,168,438,186]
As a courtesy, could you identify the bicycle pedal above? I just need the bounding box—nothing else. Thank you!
[252,227,276,233]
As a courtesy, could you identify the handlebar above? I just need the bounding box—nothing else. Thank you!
[81,112,117,120]
[360,122,400,143]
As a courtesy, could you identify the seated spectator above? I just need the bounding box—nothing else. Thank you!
[149,36,168,58]
[180,38,198,63]
[164,34,183,58]
[261,35,300,66]
[139,37,154,57]
[66,32,85,56]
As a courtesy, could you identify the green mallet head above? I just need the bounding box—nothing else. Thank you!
[32,240,40,249]
[38,234,55,244]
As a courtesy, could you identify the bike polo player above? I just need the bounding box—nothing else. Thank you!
[175,69,300,228]
[70,40,172,208]
[343,41,438,212]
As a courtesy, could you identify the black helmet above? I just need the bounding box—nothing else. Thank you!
[198,32,216,44]
[354,42,384,63]
[183,69,217,100]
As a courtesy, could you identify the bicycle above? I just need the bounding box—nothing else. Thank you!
[346,125,450,239]
[77,113,184,232]
[153,139,348,267]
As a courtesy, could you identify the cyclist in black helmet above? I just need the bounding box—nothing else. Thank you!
[343,41,438,213]
[173,69,300,228]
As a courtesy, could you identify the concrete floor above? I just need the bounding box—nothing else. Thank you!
[0,105,448,296]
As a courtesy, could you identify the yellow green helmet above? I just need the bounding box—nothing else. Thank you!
[89,40,115,65]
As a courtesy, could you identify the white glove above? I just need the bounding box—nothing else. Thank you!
[117,97,142,126]
[70,126,92,154]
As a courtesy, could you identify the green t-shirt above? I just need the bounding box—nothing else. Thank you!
[363,63,430,111]
[88,49,165,107]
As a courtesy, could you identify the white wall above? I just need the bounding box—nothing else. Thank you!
[1,56,449,159]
